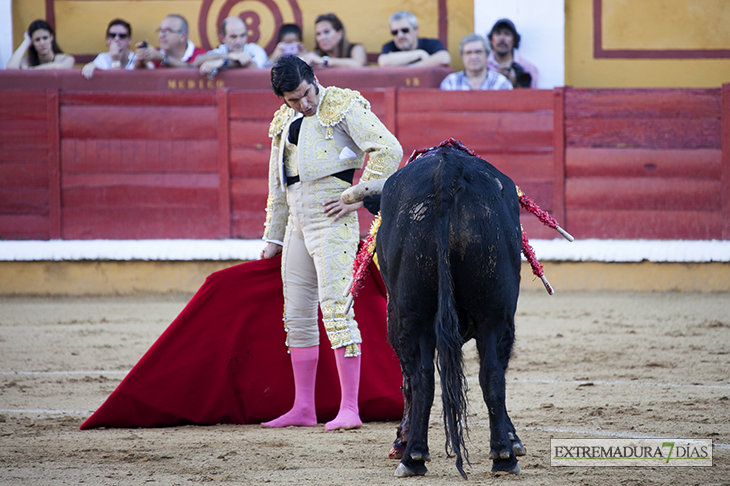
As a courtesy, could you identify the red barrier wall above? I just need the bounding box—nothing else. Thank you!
[1,70,728,241]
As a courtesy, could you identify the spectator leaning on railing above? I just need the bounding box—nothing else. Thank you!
[195,16,267,77]
[82,19,137,79]
[440,33,512,91]
[135,14,205,69]
[7,19,75,69]
[300,13,366,69]
[377,10,450,67]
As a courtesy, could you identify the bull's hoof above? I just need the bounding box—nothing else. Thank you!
[388,445,404,460]
[512,441,527,456]
[508,432,526,456]
[488,449,512,460]
[394,462,427,477]
[410,451,431,462]
[492,464,520,476]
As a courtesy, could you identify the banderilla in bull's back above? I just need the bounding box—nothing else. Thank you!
[341,138,574,310]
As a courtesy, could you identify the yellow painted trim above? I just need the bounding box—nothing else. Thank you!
[522,262,730,293]
[0,261,727,296]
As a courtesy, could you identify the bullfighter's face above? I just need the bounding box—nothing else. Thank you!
[283,79,320,117]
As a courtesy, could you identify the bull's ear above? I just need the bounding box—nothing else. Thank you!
[363,195,381,215]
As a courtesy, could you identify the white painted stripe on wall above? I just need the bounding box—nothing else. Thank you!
[2,239,729,263]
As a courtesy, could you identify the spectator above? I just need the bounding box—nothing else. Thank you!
[487,18,538,88]
[6,19,75,69]
[440,34,512,91]
[195,16,267,76]
[135,14,205,68]
[300,14,366,68]
[377,11,450,67]
[267,24,306,67]
[82,19,136,79]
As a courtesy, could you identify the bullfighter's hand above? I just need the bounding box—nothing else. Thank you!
[323,197,363,222]
[260,242,282,259]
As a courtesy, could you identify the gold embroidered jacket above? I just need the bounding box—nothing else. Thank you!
[263,86,403,243]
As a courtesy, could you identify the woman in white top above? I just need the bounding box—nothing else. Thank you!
[6,19,75,70]
[82,19,137,79]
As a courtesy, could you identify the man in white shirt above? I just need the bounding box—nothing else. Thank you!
[195,16,268,76]
[81,19,137,79]
[440,34,512,91]
[134,14,205,68]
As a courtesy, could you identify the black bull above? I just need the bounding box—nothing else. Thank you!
[376,144,525,478]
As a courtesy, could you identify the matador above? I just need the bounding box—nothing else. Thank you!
[260,56,402,430]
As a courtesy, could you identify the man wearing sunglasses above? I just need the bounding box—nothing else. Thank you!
[378,10,450,67]
[135,14,205,68]
[81,19,137,79]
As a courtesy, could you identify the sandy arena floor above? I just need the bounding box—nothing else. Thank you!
[1,291,728,485]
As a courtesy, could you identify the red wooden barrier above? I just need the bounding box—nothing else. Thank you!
[0,71,728,242]
[564,88,725,239]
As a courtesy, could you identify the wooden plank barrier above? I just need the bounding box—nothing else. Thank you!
[396,89,559,239]
[0,90,51,239]
[564,88,724,239]
[59,91,221,239]
[0,71,728,242]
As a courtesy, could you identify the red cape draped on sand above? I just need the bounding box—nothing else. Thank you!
[80,256,403,429]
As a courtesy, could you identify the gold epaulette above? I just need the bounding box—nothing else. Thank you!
[268,104,293,138]
[316,86,370,138]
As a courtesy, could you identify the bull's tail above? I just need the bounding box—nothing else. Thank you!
[434,160,470,479]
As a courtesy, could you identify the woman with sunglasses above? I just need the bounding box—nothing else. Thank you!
[82,19,137,79]
[301,13,366,68]
[7,19,75,69]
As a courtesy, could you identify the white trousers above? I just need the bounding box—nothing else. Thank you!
[281,176,362,357]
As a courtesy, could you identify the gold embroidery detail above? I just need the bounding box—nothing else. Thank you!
[316,87,370,140]
[321,302,362,354]
[269,104,293,138]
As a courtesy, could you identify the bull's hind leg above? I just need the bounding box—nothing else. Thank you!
[476,321,520,474]
[389,374,412,460]
[392,332,436,477]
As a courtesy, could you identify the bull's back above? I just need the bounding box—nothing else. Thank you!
[378,148,521,313]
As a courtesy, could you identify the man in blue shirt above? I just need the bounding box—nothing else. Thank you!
[378,11,451,67]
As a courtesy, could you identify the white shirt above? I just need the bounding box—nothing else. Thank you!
[92,51,137,70]
[207,43,267,68]
[440,70,513,91]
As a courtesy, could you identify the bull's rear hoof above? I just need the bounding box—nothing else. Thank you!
[389,447,403,460]
[410,451,431,462]
[492,464,520,476]
[489,449,512,460]
[508,432,526,456]
[394,462,428,477]
[512,441,526,456]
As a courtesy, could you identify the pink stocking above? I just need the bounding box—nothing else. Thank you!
[325,345,362,431]
[261,345,319,427]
